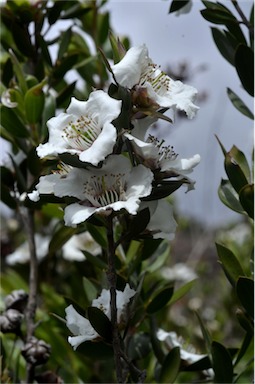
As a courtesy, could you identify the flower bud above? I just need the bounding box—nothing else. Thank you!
[0,309,24,334]
[4,289,28,312]
[21,337,51,366]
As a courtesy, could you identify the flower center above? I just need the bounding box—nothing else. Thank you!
[139,63,170,96]
[63,115,101,151]
[84,173,127,208]
[147,135,178,164]
[53,162,72,178]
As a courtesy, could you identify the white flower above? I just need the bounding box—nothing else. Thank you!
[6,234,50,265]
[124,118,200,182]
[161,263,197,282]
[157,329,206,363]
[140,199,177,240]
[112,44,199,119]
[65,284,136,350]
[36,90,122,166]
[62,232,101,261]
[30,155,154,227]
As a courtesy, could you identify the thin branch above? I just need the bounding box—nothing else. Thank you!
[231,0,254,38]
[106,214,124,383]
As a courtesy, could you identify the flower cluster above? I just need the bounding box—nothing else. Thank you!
[29,44,200,240]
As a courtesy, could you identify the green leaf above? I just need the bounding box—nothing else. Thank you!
[56,81,77,109]
[24,81,45,124]
[143,180,184,201]
[236,308,254,334]
[49,226,77,255]
[211,27,236,65]
[225,147,249,194]
[227,88,254,119]
[169,0,190,13]
[236,277,254,318]
[127,332,151,360]
[169,279,197,306]
[127,208,150,238]
[109,31,126,63]
[218,179,245,214]
[87,307,112,342]
[53,53,79,78]
[239,184,254,219]
[98,12,110,45]
[201,8,237,25]
[216,243,245,287]
[86,223,107,249]
[211,341,233,383]
[58,27,72,60]
[41,93,56,140]
[159,347,181,383]
[0,105,29,138]
[144,241,170,273]
[82,250,107,270]
[195,311,212,355]
[0,184,17,209]
[235,44,254,96]
[146,286,174,314]
[82,277,98,303]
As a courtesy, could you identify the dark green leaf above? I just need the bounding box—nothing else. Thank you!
[184,355,211,371]
[53,53,79,78]
[27,147,41,176]
[56,81,77,108]
[143,180,184,201]
[128,208,150,238]
[2,57,13,87]
[235,44,254,96]
[24,82,45,124]
[218,179,245,214]
[239,184,254,219]
[211,27,236,65]
[0,184,17,209]
[236,277,254,318]
[141,238,162,260]
[146,286,174,314]
[58,27,72,60]
[9,154,27,192]
[216,243,245,287]
[86,223,107,249]
[211,341,233,383]
[0,105,29,138]
[11,21,34,57]
[49,226,77,255]
[236,308,254,334]
[47,1,63,25]
[82,276,98,303]
[225,151,249,194]
[64,297,86,317]
[58,152,89,168]
[234,331,253,366]
[41,93,56,140]
[228,145,251,183]
[87,307,112,342]
[169,279,197,306]
[227,88,254,119]
[169,0,190,13]
[195,311,212,355]
[60,3,92,20]
[201,8,237,25]
[37,35,52,67]
[77,340,113,358]
[82,250,107,270]
[98,12,109,45]
[159,347,181,383]
[127,332,151,360]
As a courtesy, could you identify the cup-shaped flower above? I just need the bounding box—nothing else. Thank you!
[111,44,199,119]
[124,118,200,183]
[140,199,177,240]
[36,90,122,166]
[65,284,136,350]
[29,155,154,227]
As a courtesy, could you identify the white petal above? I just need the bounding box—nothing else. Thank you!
[28,190,40,202]
[116,284,136,322]
[161,154,200,173]
[79,122,117,165]
[112,45,149,88]
[64,203,96,227]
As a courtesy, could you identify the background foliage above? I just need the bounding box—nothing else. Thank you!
[0,0,253,383]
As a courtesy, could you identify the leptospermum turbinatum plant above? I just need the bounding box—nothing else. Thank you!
[28,40,200,382]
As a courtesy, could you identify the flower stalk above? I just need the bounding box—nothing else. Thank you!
[106,214,124,383]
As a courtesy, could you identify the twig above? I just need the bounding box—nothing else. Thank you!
[231,0,254,37]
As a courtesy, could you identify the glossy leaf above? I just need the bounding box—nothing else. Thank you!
[24,81,45,124]
[235,44,254,96]
[227,88,254,119]
[82,277,98,303]
[211,27,236,65]
[201,8,237,25]
[169,279,197,306]
[159,346,180,383]
[184,355,211,371]
[224,147,250,194]
[239,184,254,219]
[0,105,29,138]
[143,180,184,201]
[169,0,190,13]
[146,286,174,314]
[236,277,254,318]
[216,243,245,287]
[87,307,112,342]
[49,226,77,255]
[218,179,245,214]
[127,208,150,239]
[211,341,233,383]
